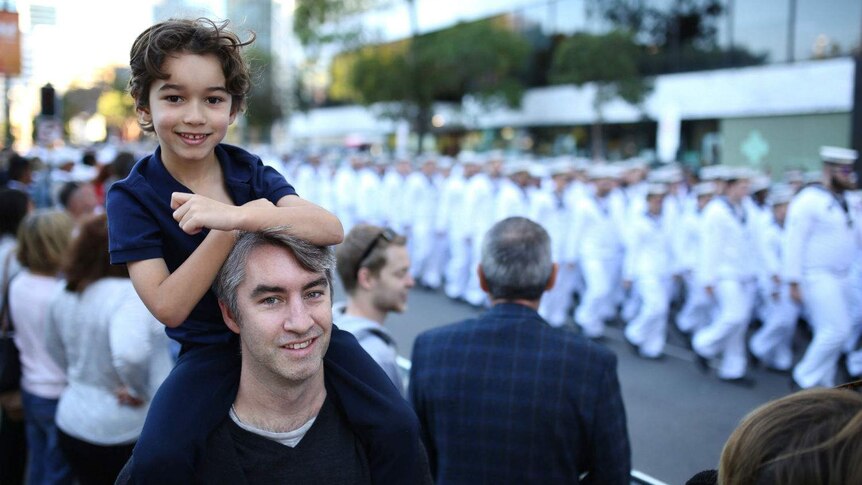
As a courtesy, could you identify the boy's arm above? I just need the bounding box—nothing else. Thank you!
[133,195,343,327]
[172,193,344,246]
[128,229,235,328]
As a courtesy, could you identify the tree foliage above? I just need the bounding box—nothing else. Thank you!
[293,0,380,49]
[244,48,283,143]
[550,30,652,107]
[334,17,530,151]
[549,30,653,157]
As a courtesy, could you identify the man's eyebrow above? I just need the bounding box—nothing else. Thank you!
[303,277,329,292]
[249,284,285,298]
[248,277,328,298]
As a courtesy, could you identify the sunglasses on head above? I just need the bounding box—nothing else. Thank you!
[355,228,396,277]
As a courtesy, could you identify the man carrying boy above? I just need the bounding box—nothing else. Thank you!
[202,229,369,483]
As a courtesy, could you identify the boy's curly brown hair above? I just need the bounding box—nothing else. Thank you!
[128,18,255,133]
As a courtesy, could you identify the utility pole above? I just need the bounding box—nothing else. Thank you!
[1,0,15,148]
[853,9,862,181]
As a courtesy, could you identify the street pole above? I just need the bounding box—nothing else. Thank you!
[2,0,12,148]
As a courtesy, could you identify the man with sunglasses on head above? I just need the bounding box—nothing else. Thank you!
[335,225,415,396]
[785,146,860,390]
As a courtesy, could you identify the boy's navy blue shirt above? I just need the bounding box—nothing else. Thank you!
[106,143,296,345]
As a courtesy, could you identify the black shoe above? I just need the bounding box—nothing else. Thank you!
[720,375,756,388]
[747,348,761,369]
[763,365,791,375]
[789,376,804,392]
[640,353,666,362]
[624,337,639,356]
[693,352,710,374]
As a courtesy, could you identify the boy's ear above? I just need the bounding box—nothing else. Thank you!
[219,300,241,335]
[229,109,237,125]
[137,107,152,124]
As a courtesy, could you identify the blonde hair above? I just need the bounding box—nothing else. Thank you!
[16,210,74,275]
[719,388,862,485]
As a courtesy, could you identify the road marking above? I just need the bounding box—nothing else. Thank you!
[632,469,671,485]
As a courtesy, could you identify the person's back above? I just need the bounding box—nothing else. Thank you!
[412,308,627,483]
[410,217,630,484]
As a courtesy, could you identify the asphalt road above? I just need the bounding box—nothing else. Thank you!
[336,284,799,485]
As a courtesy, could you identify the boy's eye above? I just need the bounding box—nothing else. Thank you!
[165,95,182,103]
[206,96,227,104]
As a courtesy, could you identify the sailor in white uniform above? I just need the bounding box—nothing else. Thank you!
[785,146,860,389]
[441,152,483,301]
[569,163,626,339]
[693,168,760,384]
[623,183,676,358]
[674,182,717,335]
[403,155,442,289]
[535,159,577,327]
[749,184,800,372]
[463,152,505,307]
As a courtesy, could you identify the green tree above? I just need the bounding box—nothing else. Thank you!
[244,48,283,143]
[341,18,530,153]
[549,30,652,158]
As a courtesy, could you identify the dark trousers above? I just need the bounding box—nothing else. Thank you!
[131,327,421,484]
[57,429,134,485]
[0,408,27,485]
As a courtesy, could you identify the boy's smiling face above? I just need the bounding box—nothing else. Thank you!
[141,53,236,168]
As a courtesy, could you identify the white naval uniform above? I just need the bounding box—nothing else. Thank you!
[784,184,858,387]
[463,173,499,306]
[381,169,411,234]
[534,186,576,327]
[623,210,675,357]
[440,173,473,300]
[569,192,626,338]
[293,162,334,212]
[674,208,714,334]
[693,197,760,379]
[404,171,441,288]
[749,218,800,371]
[355,167,385,226]
[333,163,360,234]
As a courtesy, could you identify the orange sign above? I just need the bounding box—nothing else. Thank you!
[0,11,21,76]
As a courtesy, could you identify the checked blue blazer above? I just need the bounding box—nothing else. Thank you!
[409,303,631,485]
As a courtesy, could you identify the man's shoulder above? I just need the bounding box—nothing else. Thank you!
[414,312,615,365]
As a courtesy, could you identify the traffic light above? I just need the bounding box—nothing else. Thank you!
[40,84,55,116]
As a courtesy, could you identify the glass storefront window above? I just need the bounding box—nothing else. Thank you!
[727,0,791,64]
[795,0,862,61]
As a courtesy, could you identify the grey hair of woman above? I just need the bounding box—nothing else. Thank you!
[480,217,553,301]
[214,227,336,321]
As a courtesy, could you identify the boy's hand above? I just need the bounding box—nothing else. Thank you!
[171,192,238,235]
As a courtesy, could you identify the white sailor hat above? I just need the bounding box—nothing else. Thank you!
[646,183,668,196]
[724,166,755,181]
[549,159,575,176]
[528,162,549,179]
[820,146,857,165]
[766,184,794,206]
[750,175,771,193]
[503,159,533,177]
[692,181,717,197]
[458,151,481,165]
[587,163,622,180]
[649,166,683,184]
[699,165,726,181]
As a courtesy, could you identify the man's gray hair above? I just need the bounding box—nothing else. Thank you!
[214,227,336,319]
[480,217,553,301]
